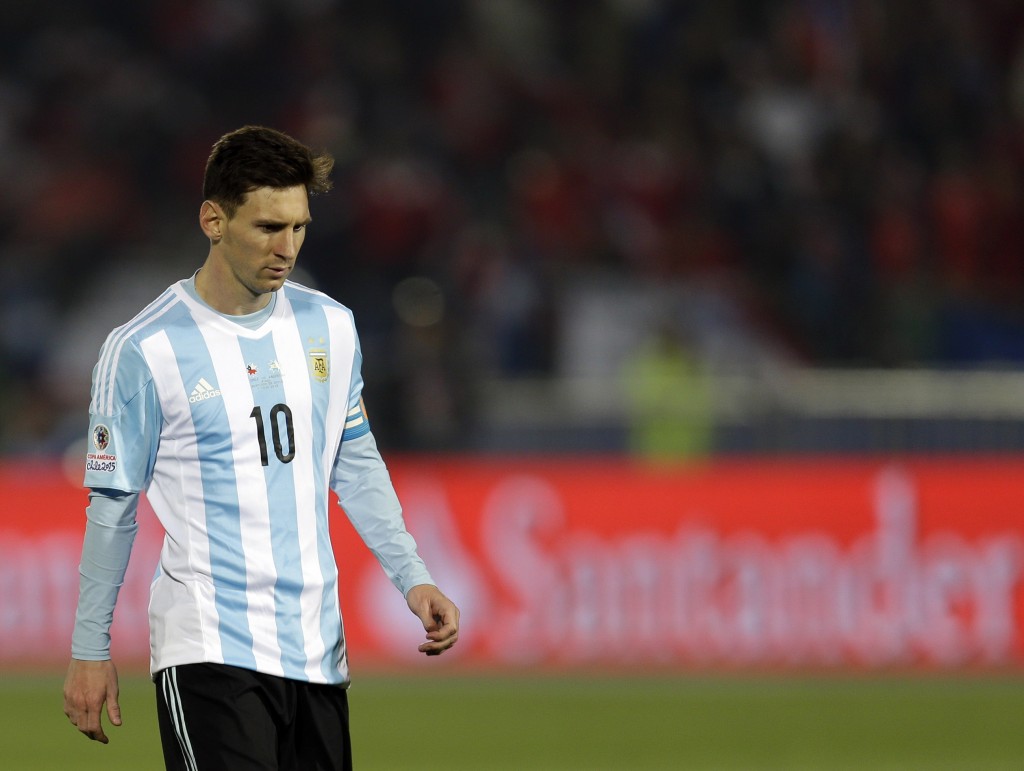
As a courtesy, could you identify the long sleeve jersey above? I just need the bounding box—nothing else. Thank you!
[71,277,432,684]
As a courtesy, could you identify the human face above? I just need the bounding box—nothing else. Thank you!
[210,185,311,307]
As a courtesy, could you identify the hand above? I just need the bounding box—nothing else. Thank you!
[406,584,460,656]
[63,658,121,743]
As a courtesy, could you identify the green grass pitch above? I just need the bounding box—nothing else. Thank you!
[6,670,1024,770]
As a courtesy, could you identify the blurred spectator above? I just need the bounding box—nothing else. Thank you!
[3,0,1024,454]
[623,321,715,462]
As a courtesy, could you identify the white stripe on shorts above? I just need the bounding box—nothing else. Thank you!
[162,667,199,771]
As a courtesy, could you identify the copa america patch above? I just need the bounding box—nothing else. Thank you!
[87,424,117,473]
[93,424,111,451]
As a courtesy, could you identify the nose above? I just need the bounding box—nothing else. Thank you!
[275,229,300,259]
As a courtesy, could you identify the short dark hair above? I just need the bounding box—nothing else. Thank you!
[202,126,334,217]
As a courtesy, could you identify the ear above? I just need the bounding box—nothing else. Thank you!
[200,200,225,243]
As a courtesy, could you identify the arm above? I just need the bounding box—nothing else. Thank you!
[331,407,459,655]
[64,489,140,743]
[66,336,159,742]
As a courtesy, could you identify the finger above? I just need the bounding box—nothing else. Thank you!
[428,600,458,626]
[418,629,459,655]
[434,604,460,636]
[425,619,457,641]
[78,707,109,744]
[419,641,456,655]
[107,696,123,728]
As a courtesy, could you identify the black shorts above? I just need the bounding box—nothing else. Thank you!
[155,663,352,771]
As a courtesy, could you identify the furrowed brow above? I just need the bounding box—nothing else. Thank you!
[254,216,312,228]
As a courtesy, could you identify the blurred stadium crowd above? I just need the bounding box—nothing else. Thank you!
[3,0,1024,454]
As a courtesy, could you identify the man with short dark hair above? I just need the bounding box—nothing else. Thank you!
[63,125,459,770]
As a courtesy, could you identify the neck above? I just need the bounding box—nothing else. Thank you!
[194,260,272,316]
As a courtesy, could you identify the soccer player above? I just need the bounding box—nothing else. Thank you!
[62,125,459,770]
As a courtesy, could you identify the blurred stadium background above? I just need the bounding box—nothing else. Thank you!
[4,0,1024,768]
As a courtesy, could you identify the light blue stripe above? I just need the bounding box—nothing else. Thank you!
[238,333,308,680]
[339,310,368,434]
[164,322,256,669]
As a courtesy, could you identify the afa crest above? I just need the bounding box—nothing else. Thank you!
[309,349,329,382]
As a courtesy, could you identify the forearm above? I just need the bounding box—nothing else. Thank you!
[331,432,433,594]
[70,490,140,660]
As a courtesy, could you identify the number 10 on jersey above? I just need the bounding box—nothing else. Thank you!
[250,404,296,465]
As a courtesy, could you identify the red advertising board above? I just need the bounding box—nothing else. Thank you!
[2,457,1022,671]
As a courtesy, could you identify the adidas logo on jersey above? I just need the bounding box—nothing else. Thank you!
[188,377,223,403]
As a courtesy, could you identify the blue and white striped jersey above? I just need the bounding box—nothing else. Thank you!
[82,278,428,684]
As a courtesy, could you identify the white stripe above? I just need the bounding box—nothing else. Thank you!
[162,668,198,771]
[275,297,329,680]
[160,671,185,765]
[344,402,365,428]
[282,279,326,300]
[94,289,177,415]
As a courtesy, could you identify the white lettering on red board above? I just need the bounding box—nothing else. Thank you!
[478,468,1022,667]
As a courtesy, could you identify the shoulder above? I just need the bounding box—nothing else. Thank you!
[100,284,190,352]
[92,286,189,408]
[94,284,190,384]
[282,280,355,323]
